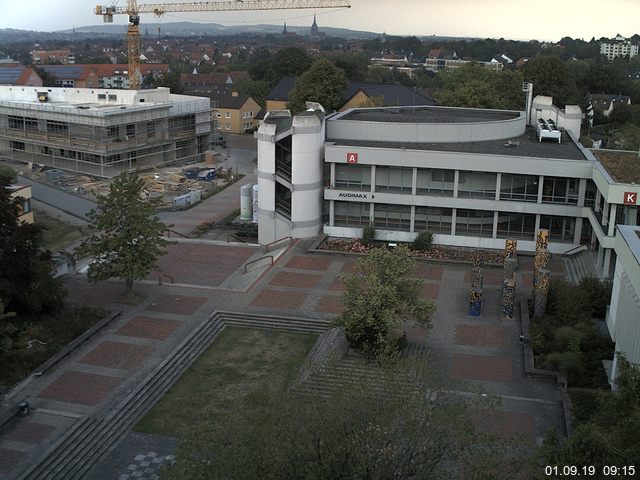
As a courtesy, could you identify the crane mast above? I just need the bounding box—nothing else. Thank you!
[95,0,351,90]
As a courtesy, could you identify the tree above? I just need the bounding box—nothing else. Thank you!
[523,55,575,106]
[0,172,65,315]
[336,245,436,358]
[365,65,396,84]
[288,58,348,113]
[333,52,370,81]
[163,360,527,480]
[437,63,524,110]
[76,171,170,297]
[153,71,184,94]
[233,79,271,107]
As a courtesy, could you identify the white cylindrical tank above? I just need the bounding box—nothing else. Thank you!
[252,184,259,223]
[240,184,252,220]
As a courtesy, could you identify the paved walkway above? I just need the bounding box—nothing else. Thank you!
[0,241,567,479]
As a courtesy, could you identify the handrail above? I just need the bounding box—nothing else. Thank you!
[562,244,586,256]
[165,228,189,239]
[244,255,273,273]
[264,236,292,253]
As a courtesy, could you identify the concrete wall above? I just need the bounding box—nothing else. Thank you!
[531,96,582,140]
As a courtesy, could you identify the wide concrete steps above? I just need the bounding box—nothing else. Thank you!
[17,311,330,480]
[566,250,597,284]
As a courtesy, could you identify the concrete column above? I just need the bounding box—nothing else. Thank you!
[626,206,638,225]
[370,165,376,194]
[534,213,541,233]
[451,208,457,236]
[537,175,544,203]
[578,178,587,207]
[574,217,583,245]
[412,167,417,196]
[329,200,334,227]
[495,173,502,201]
[369,202,375,223]
[602,200,609,227]
[608,204,617,236]
[603,249,612,278]
[597,245,604,270]
[410,205,416,233]
[595,189,602,212]
[330,162,335,188]
[453,170,460,198]
[492,211,499,238]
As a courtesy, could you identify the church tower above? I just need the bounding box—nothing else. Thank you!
[310,14,319,37]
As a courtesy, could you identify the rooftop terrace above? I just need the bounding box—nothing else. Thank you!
[338,106,520,124]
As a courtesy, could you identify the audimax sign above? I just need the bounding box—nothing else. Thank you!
[338,192,369,199]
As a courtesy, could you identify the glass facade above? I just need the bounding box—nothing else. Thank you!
[416,168,454,196]
[373,204,411,231]
[540,215,576,242]
[414,206,452,234]
[375,166,413,193]
[496,212,536,239]
[455,209,494,237]
[457,171,497,199]
[335,164,371,191]
[542,176,578,205]
[334,201,370,227]
[500,174,539,202]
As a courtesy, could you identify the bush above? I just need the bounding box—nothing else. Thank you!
[411,231,434,251]
[361,224,376,247]
[579,277,612,319]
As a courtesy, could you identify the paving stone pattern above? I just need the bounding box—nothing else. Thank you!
[118,452,175,480]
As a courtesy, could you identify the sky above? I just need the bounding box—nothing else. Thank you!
[1,0,639,42]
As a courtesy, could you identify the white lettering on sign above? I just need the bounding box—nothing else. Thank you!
[347,152,358,164]
[338,192,368,199]
[624,192,637,205]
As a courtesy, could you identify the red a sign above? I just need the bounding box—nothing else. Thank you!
[624,192,638,205]
[347,152,358,164]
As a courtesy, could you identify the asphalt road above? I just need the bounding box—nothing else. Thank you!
[18,175,97,222]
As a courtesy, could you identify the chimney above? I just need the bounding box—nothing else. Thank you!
[232,91,239,97]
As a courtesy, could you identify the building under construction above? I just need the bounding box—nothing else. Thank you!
[0,86,212,178]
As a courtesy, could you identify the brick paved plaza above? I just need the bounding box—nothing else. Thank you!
[0,238,567,479]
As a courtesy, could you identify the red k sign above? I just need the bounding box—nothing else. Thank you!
[624,192,638,205]
[346,152,358,164]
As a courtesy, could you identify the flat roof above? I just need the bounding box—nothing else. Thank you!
[328,127,586,161]
[591,149,640,184]
[338,106,520,124]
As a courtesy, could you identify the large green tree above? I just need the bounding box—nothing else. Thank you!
[336,244,436,358]
[437,63,524,110]
[76,171,170,296]
[523,55,576,106]
[0,171,65,315]
[163,360,526,480]
[288,58,348,113]
[233,78,271,107]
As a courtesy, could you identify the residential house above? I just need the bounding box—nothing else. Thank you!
[8,185,33,224]
[31,49,75,64]
[0,65,43,87]
[213,92,261,134]
[370,54,409,67]
[589,94,632,117]
[91,64,169,89]
[37,65,99,88]
[265,76,296,111]
[600,34,639,61]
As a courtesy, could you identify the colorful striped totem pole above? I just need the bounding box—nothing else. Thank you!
[533,269,551,317]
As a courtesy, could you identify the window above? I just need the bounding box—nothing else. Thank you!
[457,171,496,199]
[542,176,578,205]
[335,164,371,191]
[375,166,413,193]
[126,124,135,138]
[248,111,253,117]
[455,209,494,237]
[46,120,69,135]
[584,180,597,207]
[334,201,370,227]
[496,212,536,239]
[10,141,25,150]
[225,112,231,119]
[25,117,38,131]
[225,123,231,130]
[500,174,538,202]
[373,204,411,231]
[8,116,24,129]
[106,153,121,164]
[107,126,118,138]
[416,168,454,196]
[216,112,222,118]
[146,122,155,139]
[108,94,117,102]
[414,206,452,234]
[539,215,576,242]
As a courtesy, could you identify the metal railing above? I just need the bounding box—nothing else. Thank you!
[244,255,273,273]
[264,236,292,253]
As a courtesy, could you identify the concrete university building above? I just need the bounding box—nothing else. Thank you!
[0,86,212,178]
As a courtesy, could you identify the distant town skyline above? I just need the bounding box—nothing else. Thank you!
[1,0,639,42]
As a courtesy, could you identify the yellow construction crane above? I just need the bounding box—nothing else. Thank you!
[96,0,351,90]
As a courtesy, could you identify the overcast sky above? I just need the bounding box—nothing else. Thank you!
[2,0,639,41]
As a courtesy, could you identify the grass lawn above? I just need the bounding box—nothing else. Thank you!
[134,327,317,438]
[34,207,84,252]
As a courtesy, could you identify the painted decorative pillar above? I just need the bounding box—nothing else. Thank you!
[501,277,516,319]
[469,287,482,317]
[533,269,551,317]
